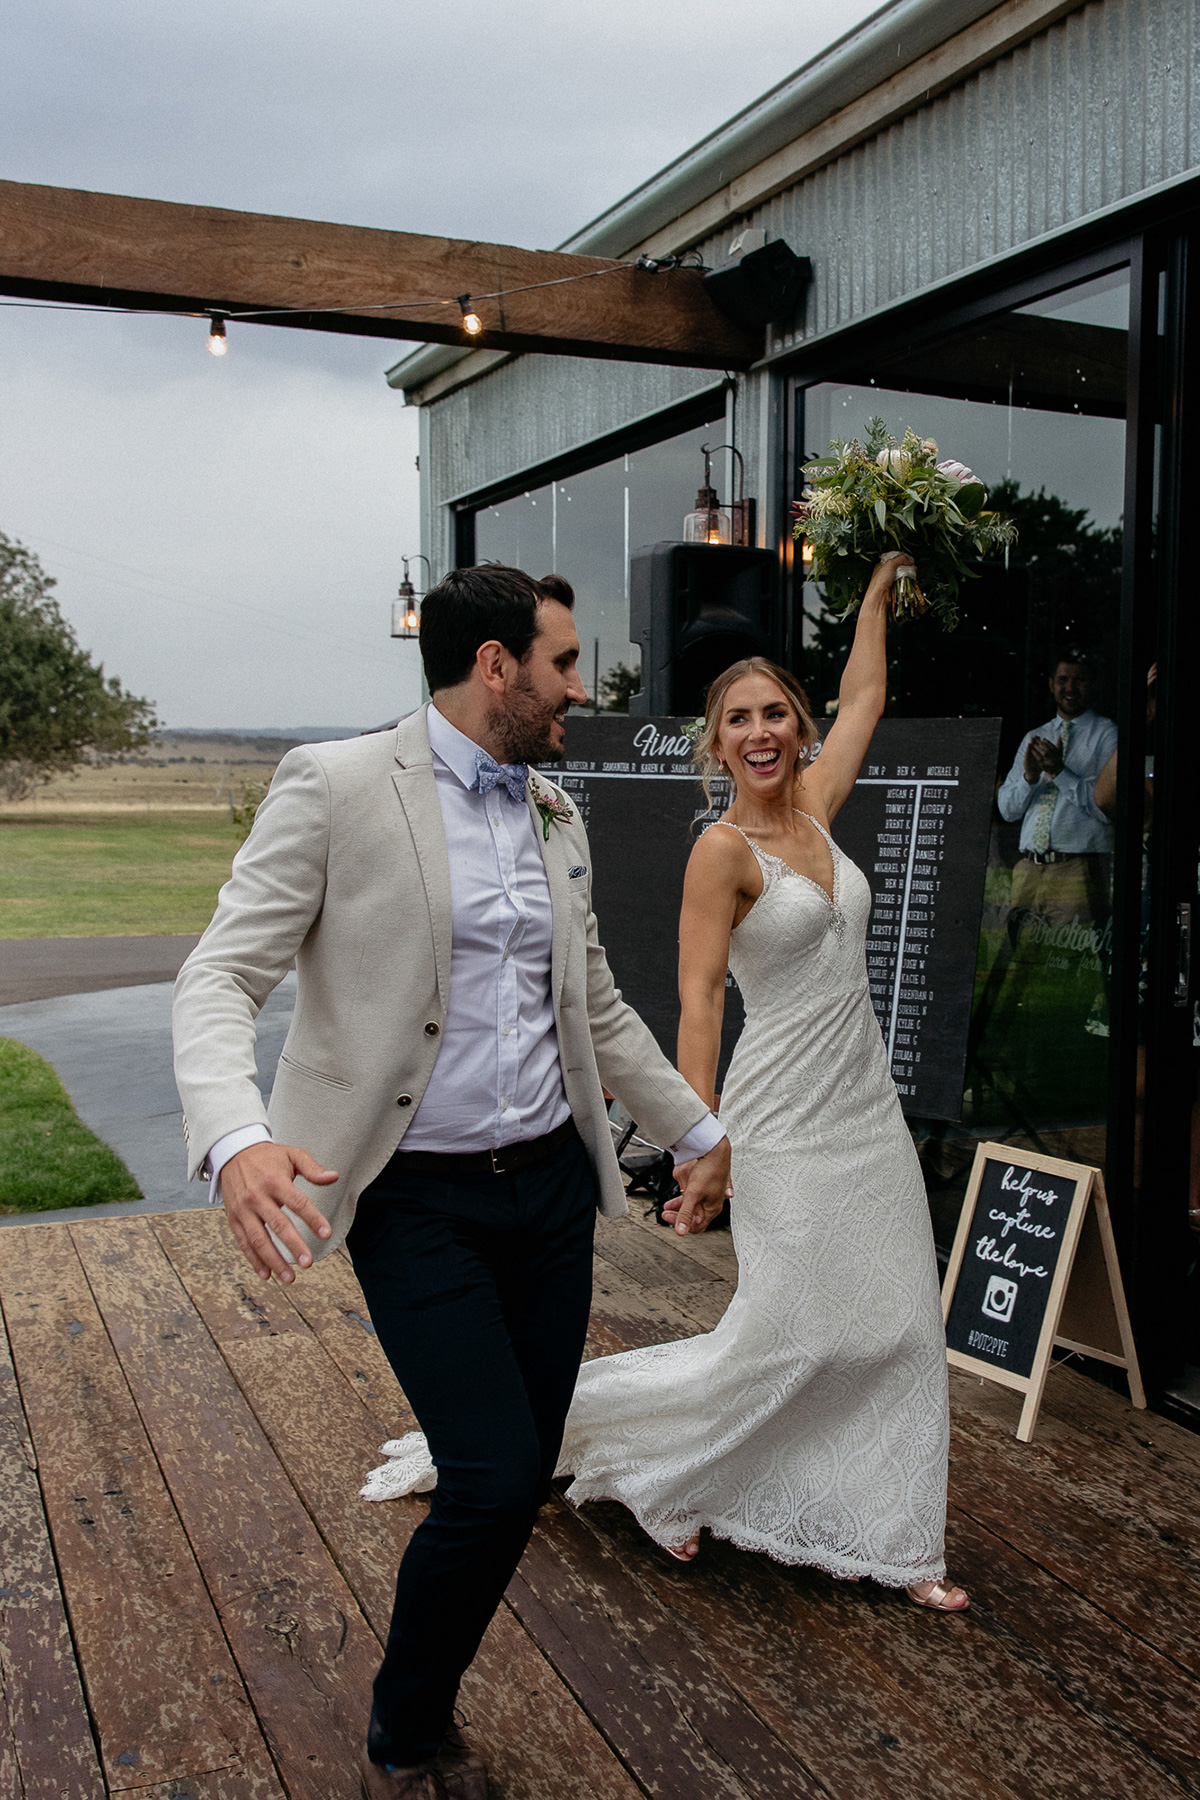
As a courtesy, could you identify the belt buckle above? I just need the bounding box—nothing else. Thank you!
[490,1146,507,1176]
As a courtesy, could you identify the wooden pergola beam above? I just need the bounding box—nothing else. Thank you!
[0,179,759,370]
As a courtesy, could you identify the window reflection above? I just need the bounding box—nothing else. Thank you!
[800,265,1129,1248]
[473,416,725,708]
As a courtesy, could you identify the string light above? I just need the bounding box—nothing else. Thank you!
[0,255,710,337]
[458,295,483,336]
[206,314,228,356]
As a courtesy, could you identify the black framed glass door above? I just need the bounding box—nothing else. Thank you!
[791,261,1134,1260]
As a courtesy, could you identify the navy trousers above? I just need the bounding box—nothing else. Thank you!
[346,1124,597,1767]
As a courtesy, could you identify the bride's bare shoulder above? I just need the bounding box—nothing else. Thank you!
[687,820,754,881]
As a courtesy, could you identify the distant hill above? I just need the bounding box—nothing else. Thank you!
[163,727,367,743]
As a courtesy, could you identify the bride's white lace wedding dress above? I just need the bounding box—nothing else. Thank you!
[363,813,950,1588]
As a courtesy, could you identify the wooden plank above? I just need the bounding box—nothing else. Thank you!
[280,1248,416,1435]
[0,1304,102,1800]
[595,1216,725,1292]
[575,1228,1197,1793]
[593,1242,731,1334]
[946,1422,1200,1679]
[572,1493,1188,1800]
[0,1225,265,1793]
[511,1498,826,1800]
[625,1201,740,1283]
[589,1257,723,1351]
[949,1372,1198,1564]
[150,1210,310,1346]
[947,1506,1200,1793]
[74,1217,382,1800]
[161,1221,645,1800]
[567,1496,1015,1800]
[123,1765,282,1800]
[0,177,759,368]
[1031,1362,1200,1481]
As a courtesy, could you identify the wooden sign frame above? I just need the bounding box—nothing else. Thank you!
[941,1142,1145,1441]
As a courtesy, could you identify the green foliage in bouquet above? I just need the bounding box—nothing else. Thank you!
[791,418,1017,627]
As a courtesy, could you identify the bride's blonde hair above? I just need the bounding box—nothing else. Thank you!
[694,657,819,810]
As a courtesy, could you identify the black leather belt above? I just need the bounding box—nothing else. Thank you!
[1025,849,1082,865]
[393,1115,577,1178]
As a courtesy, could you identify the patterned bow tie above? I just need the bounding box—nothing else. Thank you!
[472,749,528,805]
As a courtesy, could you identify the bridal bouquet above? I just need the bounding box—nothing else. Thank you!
[791,417,1016,627]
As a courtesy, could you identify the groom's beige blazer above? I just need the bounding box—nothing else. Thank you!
[172,704,709,1260]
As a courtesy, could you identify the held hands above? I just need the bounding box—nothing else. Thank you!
[220,1141,336,1283]
[666,1135,733,1235]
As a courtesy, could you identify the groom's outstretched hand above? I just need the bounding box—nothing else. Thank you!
[221,1141,336,1284]
[667,1136,732,1235]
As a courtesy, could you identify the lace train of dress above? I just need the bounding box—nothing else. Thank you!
[363,815,950,1587]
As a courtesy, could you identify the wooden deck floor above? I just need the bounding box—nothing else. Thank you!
[1,1202,1197,1800]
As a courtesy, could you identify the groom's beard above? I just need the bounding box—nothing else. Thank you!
[487,667,567,763]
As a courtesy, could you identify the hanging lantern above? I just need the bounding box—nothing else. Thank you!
[391,577,420,638]
[391,556,431,638]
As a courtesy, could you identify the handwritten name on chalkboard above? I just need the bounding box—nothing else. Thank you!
[822,717,1000,1119]
[943,1156,1078,1380]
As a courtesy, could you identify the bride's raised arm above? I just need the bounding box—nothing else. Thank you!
[677,826,746,1109]
[802,553,905,824]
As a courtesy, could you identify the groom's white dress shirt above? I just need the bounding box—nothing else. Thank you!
[207,705,721,1192]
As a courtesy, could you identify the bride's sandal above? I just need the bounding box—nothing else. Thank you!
[665,1535,701,1563]
[906,1579,969,1612]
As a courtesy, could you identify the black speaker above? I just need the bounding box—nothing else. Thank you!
[628,542,781,716]
[703,240,812,330]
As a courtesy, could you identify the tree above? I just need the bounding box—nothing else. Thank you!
[0,532,157,802]
[599,660,641,713]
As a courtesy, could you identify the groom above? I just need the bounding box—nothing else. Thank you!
[172,564,730,1800]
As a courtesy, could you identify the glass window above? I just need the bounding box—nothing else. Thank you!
[798,265,1129,1250]
[473,417,724,708]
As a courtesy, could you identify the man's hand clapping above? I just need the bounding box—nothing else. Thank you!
[220,1141,337,1283]
[1024,734,1064,780]
[665,1135,733,1235]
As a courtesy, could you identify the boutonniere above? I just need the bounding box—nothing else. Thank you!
[529,775,573,841]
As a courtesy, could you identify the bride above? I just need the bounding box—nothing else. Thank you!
[363,552,967,1611]
[557,551,967,1610]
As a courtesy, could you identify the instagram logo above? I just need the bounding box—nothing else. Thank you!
[981,1275,1018,1323]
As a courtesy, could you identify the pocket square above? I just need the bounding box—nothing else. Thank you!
[567,865,588,879]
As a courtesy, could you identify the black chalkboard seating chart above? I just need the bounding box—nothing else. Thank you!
[941,1143,1146,1442]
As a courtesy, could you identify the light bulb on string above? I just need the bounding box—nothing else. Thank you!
[206,315,228,357]
[458,295,483,337]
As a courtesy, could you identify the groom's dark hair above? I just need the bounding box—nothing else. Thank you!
[419,563,573,693]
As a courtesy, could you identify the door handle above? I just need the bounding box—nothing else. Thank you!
[1176,901,1192,1007]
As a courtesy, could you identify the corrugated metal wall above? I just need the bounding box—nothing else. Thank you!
[424,0,1199,555]
[426,355,718,516]
[757,0,1200,353]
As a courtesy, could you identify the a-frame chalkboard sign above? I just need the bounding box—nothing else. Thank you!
[941,1143,1145,1441]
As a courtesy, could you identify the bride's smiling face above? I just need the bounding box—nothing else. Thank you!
[716,674,802,796]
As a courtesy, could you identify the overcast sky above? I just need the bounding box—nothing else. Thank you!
[1,0,880,728]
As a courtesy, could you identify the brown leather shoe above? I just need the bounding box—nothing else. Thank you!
[360,1750,447,1800]
[434,1725,489,1800]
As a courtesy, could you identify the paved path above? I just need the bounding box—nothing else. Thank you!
[0,974,295,1223]
[0,933,203,1004]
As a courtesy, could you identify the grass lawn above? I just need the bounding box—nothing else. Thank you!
[0,811,241,938]
[0,1036,141,1212]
